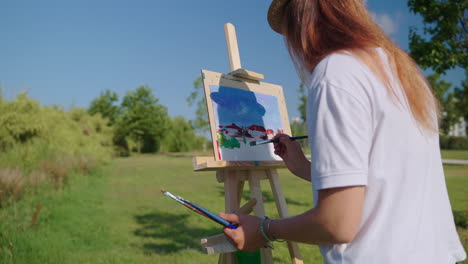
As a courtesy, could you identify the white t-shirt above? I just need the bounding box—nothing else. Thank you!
[306,49,466,264]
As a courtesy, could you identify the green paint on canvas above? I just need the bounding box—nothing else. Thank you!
[217,133,241,149]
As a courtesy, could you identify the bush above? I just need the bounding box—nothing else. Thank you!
[162,117,209,152]
[0,93,44,150]
[0,93,114,208]
[440,136,468,150]
[440,135,450,149]
[0,168,24,207]
[453,210,468,229]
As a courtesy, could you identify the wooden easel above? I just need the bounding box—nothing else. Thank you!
[193,23,303,264]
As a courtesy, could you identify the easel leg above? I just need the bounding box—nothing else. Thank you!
[218,253,227,264]
[221,170,242,264]
[266,169,303,264]
[236,179,245,211]
[248,170,273,264]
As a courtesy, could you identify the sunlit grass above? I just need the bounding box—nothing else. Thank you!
[0,155,466,264]
[441,150,468,160]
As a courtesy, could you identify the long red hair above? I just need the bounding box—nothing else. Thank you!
[282,0,439,133]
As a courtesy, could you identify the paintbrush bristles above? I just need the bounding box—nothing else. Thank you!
[249,138,278,146]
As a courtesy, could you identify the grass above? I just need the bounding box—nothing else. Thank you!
[441,150,468,160]
[0,155,467,263]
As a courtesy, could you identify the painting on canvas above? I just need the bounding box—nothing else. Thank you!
[201,70,289,161]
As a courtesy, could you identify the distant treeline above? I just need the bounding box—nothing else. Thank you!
[0,86,209,208]
[88,85,210,155]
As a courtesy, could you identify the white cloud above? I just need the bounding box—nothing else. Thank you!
[371,12,400,36]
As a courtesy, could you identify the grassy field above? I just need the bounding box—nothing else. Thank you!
[441,150,468,160]
[1,155,467,264]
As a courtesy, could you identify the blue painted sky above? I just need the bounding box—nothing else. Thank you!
[1,0,465,122]
[210,85,283,129]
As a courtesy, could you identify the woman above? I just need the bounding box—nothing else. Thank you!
[220,0,466,263]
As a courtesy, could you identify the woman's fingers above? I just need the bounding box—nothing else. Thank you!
[274,133,291,157]
[219,212,240,223]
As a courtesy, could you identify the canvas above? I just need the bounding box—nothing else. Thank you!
[202,69,291,161]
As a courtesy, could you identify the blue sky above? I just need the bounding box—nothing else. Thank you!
[0,0,465,122]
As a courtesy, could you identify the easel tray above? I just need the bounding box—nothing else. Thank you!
[192,156,287,171]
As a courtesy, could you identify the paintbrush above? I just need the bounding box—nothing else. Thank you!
[249,135,308,146]
[161,190,238,229]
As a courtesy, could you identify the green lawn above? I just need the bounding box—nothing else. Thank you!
[441,150,468,160]
[1,155,467,263]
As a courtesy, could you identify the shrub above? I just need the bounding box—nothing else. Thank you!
[439,135,450,149]
[0,168,25,207]
[440,136,468,150]
[163,117,197,152]
[193,136,211,152]
[40,156,73,190]
[0,93,45,150]
[0,93,115,209]
[448,136,468,150]
[453,210,468,229]
[28,170,49,194]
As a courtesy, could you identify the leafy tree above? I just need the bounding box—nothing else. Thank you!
[454,72,468,134]
[88,90,120,125]
[427,73,461,134]
[408,0,467,74]
[297,83,307,123]
[290,119,308,149]
[186,77,209,134]
[163,117,197,152]
[118,86,169,153]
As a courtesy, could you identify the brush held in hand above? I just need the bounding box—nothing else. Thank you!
[249,135,308,146]
[161,190,238,229]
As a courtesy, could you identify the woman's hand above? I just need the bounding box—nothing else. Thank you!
[220,213,268,253]
[273,134,311,181]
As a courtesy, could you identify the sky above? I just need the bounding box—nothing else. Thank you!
[0,0,465,123]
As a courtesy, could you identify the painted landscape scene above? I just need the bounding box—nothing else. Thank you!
[209,85,284,161]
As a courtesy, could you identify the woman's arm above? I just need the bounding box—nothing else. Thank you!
[269,185,365,244]
[221,185,365,252]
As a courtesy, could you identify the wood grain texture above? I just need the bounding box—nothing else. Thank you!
[230,68,264,81]
[224,23,241,71]
[193,156,286,171]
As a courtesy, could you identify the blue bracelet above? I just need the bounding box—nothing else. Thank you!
[260,216,275,242]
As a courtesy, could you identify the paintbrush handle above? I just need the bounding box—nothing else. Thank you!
[272,135,308,143]
[251,135,308,146]
[290,135,308,141]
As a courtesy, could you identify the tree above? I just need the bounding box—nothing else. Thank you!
[186,77,209,134]
[118,86,168,153]
[88,90,120,125]
[454,72,468,134]
[408,0,467,74]
[290,83,309,149]
[427,73,461,133]
[297,83,307,123]
[163,117,197,152]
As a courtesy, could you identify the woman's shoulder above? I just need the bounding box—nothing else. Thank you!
[309,49,385,93]
[313,51,369,81]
